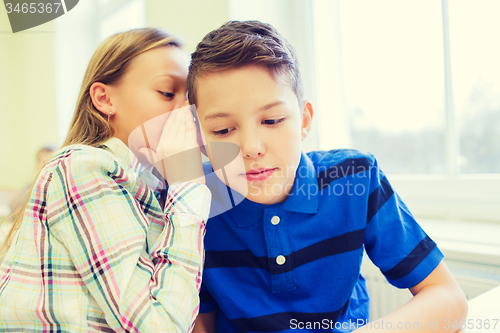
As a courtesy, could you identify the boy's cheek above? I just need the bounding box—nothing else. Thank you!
[212,152,249,196]
[207,142,241,169]
[206,142,248,194]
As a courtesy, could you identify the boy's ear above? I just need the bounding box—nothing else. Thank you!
[301,101,314,141]
[89,82,114,116]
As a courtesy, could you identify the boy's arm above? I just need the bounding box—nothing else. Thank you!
[193,311,217,333]
[354,261,468,332]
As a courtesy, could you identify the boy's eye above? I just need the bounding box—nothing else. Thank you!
[262,118,285,125]
[213,127,235,136]
[159,91,175,99]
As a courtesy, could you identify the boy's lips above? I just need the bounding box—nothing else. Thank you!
[242,168,277,182]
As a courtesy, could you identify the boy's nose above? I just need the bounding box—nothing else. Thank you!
[241,132,264,158]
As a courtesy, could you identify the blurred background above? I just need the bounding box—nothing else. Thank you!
[1,0,499,319]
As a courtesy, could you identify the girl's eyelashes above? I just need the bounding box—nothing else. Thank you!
[262,118,285,125]
[159,91,175,99]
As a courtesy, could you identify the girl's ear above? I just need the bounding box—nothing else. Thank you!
[301,101,314,141]
[89,82,114,116]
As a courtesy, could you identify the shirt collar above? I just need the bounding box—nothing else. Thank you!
[101,137,164,192]
[226,152,319,227]
[281,152,319,214]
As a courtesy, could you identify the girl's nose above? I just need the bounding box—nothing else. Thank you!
[173,91,188,110]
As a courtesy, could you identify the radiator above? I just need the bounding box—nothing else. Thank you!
[361,255,500,320]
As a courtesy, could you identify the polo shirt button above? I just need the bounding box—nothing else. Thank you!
[276,255,286,265]
[271,216,280,225]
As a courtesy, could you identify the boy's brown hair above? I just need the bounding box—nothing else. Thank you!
[187,20,303,106]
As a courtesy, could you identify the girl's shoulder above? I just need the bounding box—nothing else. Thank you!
[40,144,133,184]
[47,144,118,170]
[39,142,159,194]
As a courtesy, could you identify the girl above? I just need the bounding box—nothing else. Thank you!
[0,28,210,332]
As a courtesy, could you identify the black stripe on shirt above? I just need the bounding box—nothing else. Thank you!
[291,229,365,269]
[317,158,371,190]
[200,288,215,304]
[204,249,269,270]
[366,176,393,224]
[382,235,437,281]
[230,300,350,333]
[205,229,365,273]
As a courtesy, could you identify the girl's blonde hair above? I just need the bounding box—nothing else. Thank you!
[0,28,180,260]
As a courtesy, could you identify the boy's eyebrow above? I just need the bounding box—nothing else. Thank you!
[259,101,283,111]
[204,101,284,121]
[204,112,231,121]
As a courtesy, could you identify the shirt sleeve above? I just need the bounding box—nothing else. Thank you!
[363,156,444,289]
[46,149,211,332]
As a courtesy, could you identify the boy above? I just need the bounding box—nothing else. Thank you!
[187,21,467,332]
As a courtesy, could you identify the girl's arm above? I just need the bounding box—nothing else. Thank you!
[47,149,211,333]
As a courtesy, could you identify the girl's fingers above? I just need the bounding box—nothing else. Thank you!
[158,107,185,145]
[155,104,201,159]
[183,107,195,130]
[169,106,194,139]
[144,103,205,184]
[139,147,158,165]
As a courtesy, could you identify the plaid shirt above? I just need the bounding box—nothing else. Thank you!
[0,137,211,332]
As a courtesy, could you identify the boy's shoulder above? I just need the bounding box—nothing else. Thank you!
[305,149,377,169]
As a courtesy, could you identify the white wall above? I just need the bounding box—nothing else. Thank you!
[54,0,100,145]
[0,12,58,191]
[145,0,230,54]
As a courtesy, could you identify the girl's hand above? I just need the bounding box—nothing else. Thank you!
[139,102,205,185]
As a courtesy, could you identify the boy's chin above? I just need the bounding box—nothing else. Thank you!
[213,171,290,205]
[245,191,288,205]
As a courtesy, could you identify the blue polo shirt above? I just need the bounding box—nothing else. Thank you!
[200,149,444,333]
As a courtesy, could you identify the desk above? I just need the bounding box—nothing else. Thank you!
[458,285,500,332]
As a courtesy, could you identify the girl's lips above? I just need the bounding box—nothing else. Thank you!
[243,168,277,182]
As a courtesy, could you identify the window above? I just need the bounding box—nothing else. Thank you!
[338,0,446,175]
[449,0,500,174]
[312,0,500,221]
